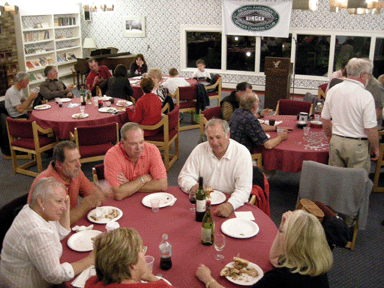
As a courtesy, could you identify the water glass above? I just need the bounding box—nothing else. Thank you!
[145,255,155,272]
[106,101,111,107]
[80,106,85,115]
[315,114,320,121]
[303,126,310,136]
[150,198,160,213]
[277,128,284,135]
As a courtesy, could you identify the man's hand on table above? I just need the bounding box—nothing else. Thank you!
[66,92,74,98]
[278,132,288,141]
[83,193,103,209]
[190,183,199,195]
[214,202,234,218]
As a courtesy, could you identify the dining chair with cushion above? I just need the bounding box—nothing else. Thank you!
[199,106,221,137]
[141,105,180,171]
[92,163,105,183]
[70,122,119,164]
[249,166,270,216]
[205,74,222,104]
[372,130,384,192]
[176,86,200,131]
[6,118,58,177]
[298,160,373,251]
[275,99,313,116]
[318,83,328,100]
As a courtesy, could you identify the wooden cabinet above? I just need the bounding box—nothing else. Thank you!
[14,6,82,94]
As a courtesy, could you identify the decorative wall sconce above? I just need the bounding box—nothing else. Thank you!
[330,0,383,13]
[292,0,319,11]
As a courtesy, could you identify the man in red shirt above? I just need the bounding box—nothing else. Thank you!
[86,58,112,95]
[27,141,107,224]
[104,122,168,201]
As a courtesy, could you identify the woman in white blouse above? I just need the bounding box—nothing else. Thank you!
[0,177,94,288]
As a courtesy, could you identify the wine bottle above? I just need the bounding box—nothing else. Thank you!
[201,200,214,246]
[195,177,206,222]
[80,86,86,105]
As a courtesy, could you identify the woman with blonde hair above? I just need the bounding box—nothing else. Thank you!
[147,68,174,111]
[85,228,172,287]
[196,210,333,288]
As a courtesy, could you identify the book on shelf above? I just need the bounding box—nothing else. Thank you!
[41,22,50,28]
[31,60,42,68]
[54,18,59,27]
[39,57,47,66]
[57,55,64,63]
[29,73,37,81]
[26,61,35,70]
[69,53,77,60]
[34,73,44,80]
[45,57,54,65]
[57,17,76,26]
[65,53,73,61]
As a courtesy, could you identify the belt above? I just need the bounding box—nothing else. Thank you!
[334,134,368,140]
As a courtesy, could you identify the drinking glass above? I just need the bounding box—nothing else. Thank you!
[189,191,196,212]
[214,234,226,260]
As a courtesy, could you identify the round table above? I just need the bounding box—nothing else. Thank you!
[130,76,198,101]
[60,187,277,288]
[29,98,129,140]
[261,115,329,173]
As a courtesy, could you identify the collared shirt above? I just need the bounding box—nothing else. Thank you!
[4,86,27,118]
[39,78,68,100]
[322,78,377,138]
[104,142,167,188]
[86,65,112,92]
[178,139,252,210]
[27,161,95,210]
[0,205,74,288]
[162,77,191,95]
[229,108,269,153]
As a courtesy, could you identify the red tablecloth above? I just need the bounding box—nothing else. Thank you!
[60,187,277,288]
[29,98,129,140]
[130,77,198,101]
[262,115,329,173]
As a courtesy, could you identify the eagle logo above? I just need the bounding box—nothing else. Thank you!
[273,60,281,68]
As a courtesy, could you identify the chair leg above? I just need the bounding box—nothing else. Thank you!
[373,161,384,192]
[10,148,18,174]
[164,145,170,172]
[345,219,359,251]
[36,151,43,173]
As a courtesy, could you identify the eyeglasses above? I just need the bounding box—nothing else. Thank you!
[141,246,148,255]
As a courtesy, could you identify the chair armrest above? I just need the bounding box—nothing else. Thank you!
[69,131,75,142]
[140,116,167,130]
[32,122,54,135]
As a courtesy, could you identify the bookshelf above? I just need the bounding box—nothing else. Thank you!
[14,6,82,94]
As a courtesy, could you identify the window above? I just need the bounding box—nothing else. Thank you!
[374,37,384,78]
[226,36,255,71]
[295,35,330,76]
[334,36,371,71]
[186,32,221,69]
[260,35,292,72]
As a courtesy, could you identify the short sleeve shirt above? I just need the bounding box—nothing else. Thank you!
[5,86,27,118]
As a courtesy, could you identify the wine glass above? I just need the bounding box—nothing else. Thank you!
[189,191,196,212]
[214,234,226,260]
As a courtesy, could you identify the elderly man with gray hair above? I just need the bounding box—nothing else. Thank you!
[5,71,38,118]
[178,119,252,217]
[321,57,380,172]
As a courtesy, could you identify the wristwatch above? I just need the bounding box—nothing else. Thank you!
[140,177,145,184]
[206,279,216,288]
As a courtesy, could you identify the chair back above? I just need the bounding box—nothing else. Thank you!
[277,99,313,115]
[179,86,197,101]
[6,117,34,139]
[92,163,105,182]
[202,106,221,121]
[75,122,119,146]
[167,105,179,132]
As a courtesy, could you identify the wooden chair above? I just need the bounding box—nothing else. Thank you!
[205,75,222,104]
[70,122,119,164]
[275,99,313,116]
[175,86,200,131]
[6,118,58,177]
[318,83,328,100]
[299,160,372,251]
[199,106,221,137]
[141,105,180,171]
[372,130,384,192]
[251,152,263,169]
[92,163,105,184]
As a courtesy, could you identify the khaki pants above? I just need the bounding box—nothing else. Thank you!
[328,135,370,173]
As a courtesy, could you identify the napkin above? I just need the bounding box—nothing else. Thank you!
[72,265,96,288]
[235,211,255,221]
[72,224,94,232]
[66,103,80,108]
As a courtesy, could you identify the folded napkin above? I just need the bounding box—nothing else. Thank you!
[235,211,255,221]
[66,103,80,108]
[72,224,94,232]
[72,265,96,288]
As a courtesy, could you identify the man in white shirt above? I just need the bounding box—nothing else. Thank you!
[178,119,252,217]
[321,58,379,173]
[162,68,191,95]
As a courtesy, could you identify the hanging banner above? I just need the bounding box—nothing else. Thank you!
[223,0,292,37]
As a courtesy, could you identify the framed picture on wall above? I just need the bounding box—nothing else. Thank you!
[123,16,145,38]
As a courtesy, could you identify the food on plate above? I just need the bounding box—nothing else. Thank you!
[115,107,126,112]
[204,186,213,199]
[73,113,86,119]
[90,208,119,221]
[220,257,259,280]
[117,100,130,107]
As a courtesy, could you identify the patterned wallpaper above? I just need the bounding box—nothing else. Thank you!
[81,0,384,91]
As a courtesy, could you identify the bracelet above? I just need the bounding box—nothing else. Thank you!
[206,279,216,288]
[140,177,145,184]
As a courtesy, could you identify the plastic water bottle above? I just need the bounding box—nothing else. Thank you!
[159,234,172,270]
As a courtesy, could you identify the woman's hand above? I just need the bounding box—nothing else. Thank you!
[196,264,213,284]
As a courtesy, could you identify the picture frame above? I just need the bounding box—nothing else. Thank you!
[123,16,145,38]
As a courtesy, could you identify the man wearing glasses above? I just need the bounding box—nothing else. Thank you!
[321,57,379,173]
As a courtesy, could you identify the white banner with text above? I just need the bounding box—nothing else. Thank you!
[223,0,292,37]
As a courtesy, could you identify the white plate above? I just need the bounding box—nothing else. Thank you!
[116,100,133,107]
[258,119,264,124]
[310,120,323,125]
[34,104,51,110]
[142,192,176,208]
[208,190,226,205]
[100,96,112,101]
[87,206,123,224]
[221,218,259,239]
[98,107,116,113]
[224,261,264,286]
[142,276,172,285]
[129,80,139,85]
[60,98,72,103]
[67,230,102,252]
[72,113,89,119]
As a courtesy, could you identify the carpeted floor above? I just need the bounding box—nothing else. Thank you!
[0,93,383,287]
